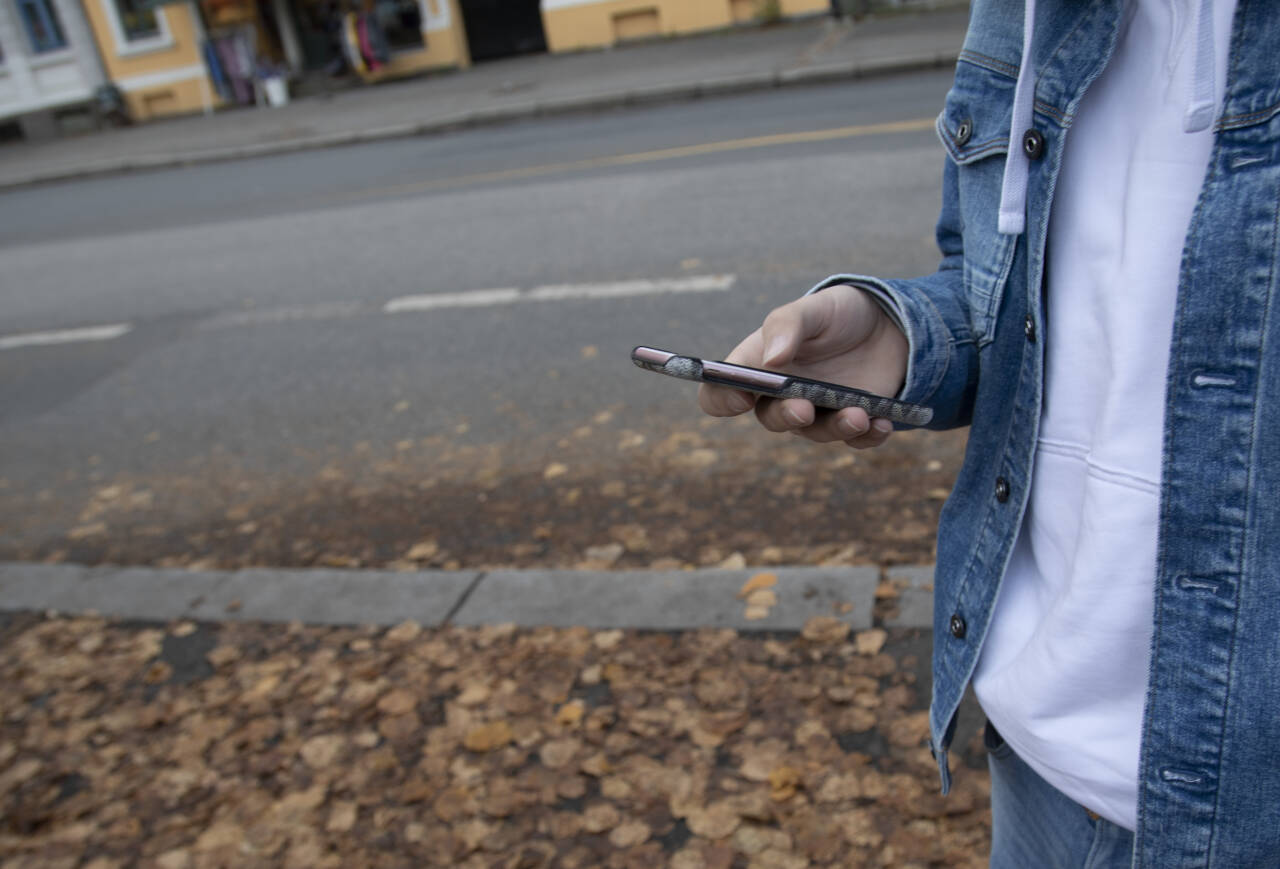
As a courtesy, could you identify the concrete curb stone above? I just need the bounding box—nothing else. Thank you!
[883,563,934,629]
[450,567,878,631]
[0,561,938,632]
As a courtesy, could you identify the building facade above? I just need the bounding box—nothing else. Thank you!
[0,0,107,135]
[0,0,826,130]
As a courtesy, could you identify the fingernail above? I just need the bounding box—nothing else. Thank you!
[727,394,752,414]
[838,417,867,437]
[783,407,806,427]
[872,419,893,434]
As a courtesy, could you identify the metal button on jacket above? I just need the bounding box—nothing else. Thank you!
[949,614,967,639]
[995,477,1010,502]
[1022,128,1045,160]
[955,118,973,147]
[1025,314,1036,342]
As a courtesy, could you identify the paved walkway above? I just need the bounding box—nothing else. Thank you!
[0,7,968,189]
[0,561,936,631]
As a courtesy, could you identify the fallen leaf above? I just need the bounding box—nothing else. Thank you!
[608,819,651,848]
[385,621,421,643]
[405,540,439,561]
[768,766,803,802]
[816,773,862,803]
[68,522,107,540]
[300,734,345,768]
[544,462,568,480]
[377,690,417,716]
[538,737,581,769]
[801,617,850,644]
[737,573,777,598]
[582,803,620,833]
[456,681,491,707]
[326,802,357,833]
[855,629,888,656]
[583,543,624,565]
[463,721,513,753]
[556,701,585,728]
[685,802,741,840]
[593,630,623,651]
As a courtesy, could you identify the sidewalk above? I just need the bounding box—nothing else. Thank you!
[0,7,968,190]
[0,561,993,868]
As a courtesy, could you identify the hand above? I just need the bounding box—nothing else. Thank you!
[698,284,908,449]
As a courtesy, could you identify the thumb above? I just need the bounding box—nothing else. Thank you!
[759,294,828,367]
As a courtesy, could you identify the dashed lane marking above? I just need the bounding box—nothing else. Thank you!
[0,323,132,351]
[383,288,522,313]
[384,274,735,313]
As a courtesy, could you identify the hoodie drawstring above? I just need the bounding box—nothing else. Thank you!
[996,0,1219,237]
[997,0,1038,235]
[1183,0,1217,131]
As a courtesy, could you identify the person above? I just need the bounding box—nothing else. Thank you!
[698,0,1279,865]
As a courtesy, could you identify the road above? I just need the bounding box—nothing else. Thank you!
[0,71,967,572]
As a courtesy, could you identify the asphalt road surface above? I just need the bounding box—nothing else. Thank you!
[0,70,968,571]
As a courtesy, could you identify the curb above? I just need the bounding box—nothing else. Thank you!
[0,561,936,632]
[0,51,958,192]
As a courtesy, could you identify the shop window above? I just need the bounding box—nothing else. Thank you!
[16,0,68,53]
[375,0,422,51]
[113,0,160,40]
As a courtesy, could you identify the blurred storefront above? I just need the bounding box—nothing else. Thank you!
[191,0,468,94]
[0,0,826,133]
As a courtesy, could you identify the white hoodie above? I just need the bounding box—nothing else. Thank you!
[973,0,1237,831]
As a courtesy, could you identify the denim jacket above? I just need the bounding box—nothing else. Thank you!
[813,1,1280,864]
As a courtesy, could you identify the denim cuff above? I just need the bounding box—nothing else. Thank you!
[805,274,949,411]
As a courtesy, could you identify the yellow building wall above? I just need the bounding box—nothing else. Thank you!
[544,0,828,53]
[82,1,218,120]
[781,0,830,15]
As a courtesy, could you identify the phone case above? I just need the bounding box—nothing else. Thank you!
[632,346,933,427]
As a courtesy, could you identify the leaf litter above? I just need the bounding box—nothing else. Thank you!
[0,614,992,867]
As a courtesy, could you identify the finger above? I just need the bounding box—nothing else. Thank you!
[776,407,873,443]
[698,382,756,417]
[759,295,832,367]
[698,330,764,417]
[843,417,895,450]
[755,397,816,433]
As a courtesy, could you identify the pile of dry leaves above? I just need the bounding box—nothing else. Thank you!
[0,614,990,868]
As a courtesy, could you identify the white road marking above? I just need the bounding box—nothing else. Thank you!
[383,275,735,313]
[383,288,521,313]
[527,274,735,300]
[0,323,132,351]
[7,277,738,346]
[202,301,364,329]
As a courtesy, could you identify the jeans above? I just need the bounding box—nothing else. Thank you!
[986,722,1135,869]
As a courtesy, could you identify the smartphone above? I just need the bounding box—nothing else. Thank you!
[631,345,933,427]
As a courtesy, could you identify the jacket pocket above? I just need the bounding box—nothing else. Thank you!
[937,56,1020,346]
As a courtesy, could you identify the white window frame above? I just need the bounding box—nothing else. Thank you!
[98,0,173,56]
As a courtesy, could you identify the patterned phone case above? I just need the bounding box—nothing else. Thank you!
[632,346,933,427]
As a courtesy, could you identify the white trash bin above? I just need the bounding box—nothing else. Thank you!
[263,76,289,108]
